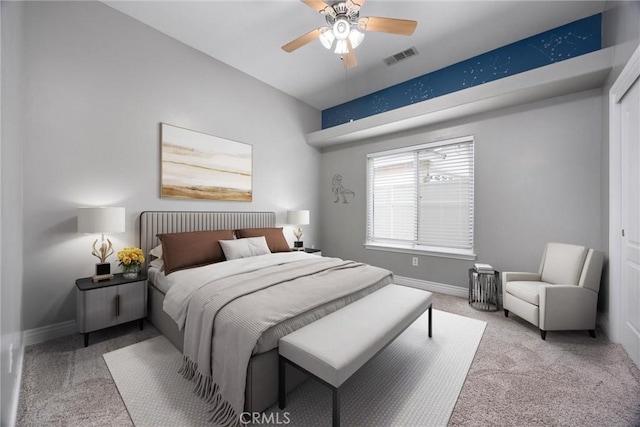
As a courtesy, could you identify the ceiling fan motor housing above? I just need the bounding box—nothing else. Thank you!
[325,2,360,27]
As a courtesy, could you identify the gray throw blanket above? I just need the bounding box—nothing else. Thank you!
[179,257,392,425]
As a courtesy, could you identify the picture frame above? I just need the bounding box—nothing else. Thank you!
[160,123,252,201]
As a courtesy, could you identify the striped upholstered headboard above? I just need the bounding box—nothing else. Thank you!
[139,211,276,267]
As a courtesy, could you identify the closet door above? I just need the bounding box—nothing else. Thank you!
[620,73,640,369]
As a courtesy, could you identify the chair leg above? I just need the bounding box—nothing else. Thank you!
[504,309,509,317]
[540,329,547,340]
[588,329,596,338]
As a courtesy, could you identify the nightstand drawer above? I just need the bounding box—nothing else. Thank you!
[113,280,146,324]
[77,286,120,333]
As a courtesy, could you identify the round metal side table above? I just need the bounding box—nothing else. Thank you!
[468,268,501,311]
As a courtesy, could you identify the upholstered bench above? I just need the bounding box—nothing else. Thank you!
[278,284,433,427]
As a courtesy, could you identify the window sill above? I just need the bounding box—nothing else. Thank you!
[364,242,476,261]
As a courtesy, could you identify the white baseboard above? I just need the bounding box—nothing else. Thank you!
[23,320,76,347]
[394,275,468,298]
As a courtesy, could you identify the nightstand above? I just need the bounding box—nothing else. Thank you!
[76,273,147,347]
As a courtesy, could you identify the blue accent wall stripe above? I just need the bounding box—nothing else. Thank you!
[322,13,602,129]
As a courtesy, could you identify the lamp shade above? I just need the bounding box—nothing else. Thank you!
[77,207,125,234]
[287,210,310,225]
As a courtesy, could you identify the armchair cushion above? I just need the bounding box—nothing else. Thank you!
[502,272,541,283]
[540,243,588,285]
[505,281,552,306]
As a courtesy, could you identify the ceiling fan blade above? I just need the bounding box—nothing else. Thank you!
[342,39,358,69]
[282,28,324,53]
[346,0,365,13]
[301,0,335,16]
[358,16,417,36]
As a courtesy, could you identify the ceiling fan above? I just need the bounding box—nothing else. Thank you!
[282,0,418,69]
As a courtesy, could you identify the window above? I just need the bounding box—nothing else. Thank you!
[366,136,475,259]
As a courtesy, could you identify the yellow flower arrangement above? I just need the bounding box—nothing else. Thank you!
[117,247,145,277]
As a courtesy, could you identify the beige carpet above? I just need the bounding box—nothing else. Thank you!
[103,310,486,426]
[16,293,640,426]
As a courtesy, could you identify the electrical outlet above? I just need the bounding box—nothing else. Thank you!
[412,257,419,267]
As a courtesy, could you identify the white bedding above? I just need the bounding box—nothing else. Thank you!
[147,266,171,294]
[163,251,317,330]
[150,254,388,354]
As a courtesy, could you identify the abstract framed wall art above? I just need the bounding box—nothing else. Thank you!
[161,123,252,201]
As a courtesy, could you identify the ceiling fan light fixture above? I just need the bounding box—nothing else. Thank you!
[319,28,335,50]
[348,28,364,49]
[334,39,349,54]
[332,18,350,40]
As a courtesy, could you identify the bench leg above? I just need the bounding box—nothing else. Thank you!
[278,355,286,409]
[428,305,432,338]
[332,386,340,427]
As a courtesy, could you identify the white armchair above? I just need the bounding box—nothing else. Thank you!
[502,242,604,340]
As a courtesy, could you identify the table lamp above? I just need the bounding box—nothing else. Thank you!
[287,210,309,249]
[77,207,125,281]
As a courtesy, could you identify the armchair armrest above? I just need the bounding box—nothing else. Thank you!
[501,272,541,283]
[539,285,598,331]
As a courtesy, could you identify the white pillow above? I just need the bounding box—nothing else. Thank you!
[149,258,164,271]
[149,244,163,259]
[219,237,271,260]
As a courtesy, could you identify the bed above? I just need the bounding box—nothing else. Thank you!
[139,211,393,421]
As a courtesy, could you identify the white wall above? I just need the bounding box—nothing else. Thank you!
[1,1,25,425]
[21,1,321,331]
[320,89,603,289]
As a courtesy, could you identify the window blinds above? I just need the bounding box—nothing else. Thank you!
[367,137,474,252]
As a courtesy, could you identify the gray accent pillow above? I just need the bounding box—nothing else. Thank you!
[149,244,163,259]
[219,237,271,260]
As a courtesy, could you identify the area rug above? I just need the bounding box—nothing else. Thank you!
[104,310,486,426]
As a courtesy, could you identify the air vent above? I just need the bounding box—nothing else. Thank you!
[383,47,419,66]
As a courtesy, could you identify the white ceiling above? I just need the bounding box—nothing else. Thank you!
[104,1,606,111]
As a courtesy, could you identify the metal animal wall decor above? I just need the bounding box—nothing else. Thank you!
[332,174,355,204]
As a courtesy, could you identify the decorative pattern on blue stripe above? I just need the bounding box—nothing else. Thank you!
[322,13,602,129]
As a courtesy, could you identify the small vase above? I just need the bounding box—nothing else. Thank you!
[122,266,140,280]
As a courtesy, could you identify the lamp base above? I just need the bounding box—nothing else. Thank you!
[293,241,303,248]
[92,273,114,283]
[93,262,113,282]
[96,262,111,275]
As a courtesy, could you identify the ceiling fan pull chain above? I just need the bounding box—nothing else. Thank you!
[345,65,349,101]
